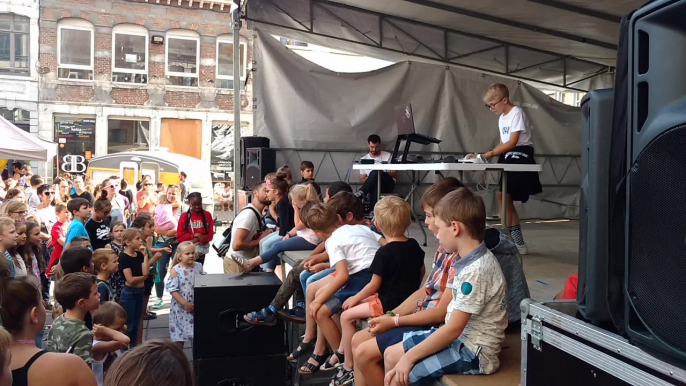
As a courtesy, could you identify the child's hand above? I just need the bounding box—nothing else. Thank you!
[139,245,146,254]
[368,315,394,336]
[309,263,327,273]
[184,302,194,313]
[194,234,207,243]
[342,296,359,310]
[162,247,173,254]
[309,301,321,319]
[153,252,162,261]
[92,324,103,336]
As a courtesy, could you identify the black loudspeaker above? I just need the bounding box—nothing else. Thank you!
[577,89,614,324]
[194,273,286,360]
[196,355,288,386]
[245,148,276,190]
[240,137,270,189]
[625,0,686,363]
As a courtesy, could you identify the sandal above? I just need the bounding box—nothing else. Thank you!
[320,350,344,371]
[287,338,316,360]
[330,367,355,386]
[230,254,252,272]
[299,352,327,375]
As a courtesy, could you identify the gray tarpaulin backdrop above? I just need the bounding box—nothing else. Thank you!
[253,29,582,219]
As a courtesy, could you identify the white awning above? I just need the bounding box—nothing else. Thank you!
[0,116,58,161]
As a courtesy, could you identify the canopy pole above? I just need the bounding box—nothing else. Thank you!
[232,0,242,217]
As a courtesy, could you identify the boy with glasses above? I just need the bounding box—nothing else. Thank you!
[479,83,542,255]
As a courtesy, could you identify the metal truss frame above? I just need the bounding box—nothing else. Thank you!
[244,0,613,92]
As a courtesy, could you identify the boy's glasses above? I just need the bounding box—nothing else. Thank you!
[485,97,506,110]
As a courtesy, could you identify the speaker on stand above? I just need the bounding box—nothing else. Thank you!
[240,137,270,190]
[245,148,276,190]
[623,0,686,364]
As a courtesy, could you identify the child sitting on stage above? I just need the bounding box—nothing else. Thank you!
[383,188,508,385]
[330,196,426,385]
[298,203,382,375]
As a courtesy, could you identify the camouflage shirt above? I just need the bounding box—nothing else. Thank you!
[46,316,93,366]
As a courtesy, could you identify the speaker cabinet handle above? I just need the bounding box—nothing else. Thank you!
[217,309,255,332]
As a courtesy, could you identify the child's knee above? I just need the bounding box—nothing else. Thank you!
[316,305,332,321]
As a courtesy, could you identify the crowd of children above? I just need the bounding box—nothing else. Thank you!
[0,168,212,385]
[0,82,535,385]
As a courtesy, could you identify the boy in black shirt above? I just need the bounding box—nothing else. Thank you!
[330,196,425,386]
[299,160,315,183]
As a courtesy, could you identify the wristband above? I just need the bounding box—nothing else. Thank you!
[394,315,400,327]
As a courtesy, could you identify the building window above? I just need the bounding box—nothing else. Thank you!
[166,31,199,87]
[0,13,29,75]
[0,108,30,131]
[216,39,246,89]
[112,25,148,84]
[108,119,150,154]
[58,19,94,80]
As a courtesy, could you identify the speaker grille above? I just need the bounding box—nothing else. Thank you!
[628,124,686,352]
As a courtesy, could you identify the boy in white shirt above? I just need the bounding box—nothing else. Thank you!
[299,203,383,375]
[383,188,508,385]
[480,83,542,255]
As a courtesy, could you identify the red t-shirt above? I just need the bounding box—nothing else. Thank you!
[176,210,215,245]
[47,221,66,277]
[136,191,157,214]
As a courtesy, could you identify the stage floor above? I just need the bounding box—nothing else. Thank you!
[142,216,580,361]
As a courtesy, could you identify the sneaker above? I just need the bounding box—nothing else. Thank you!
[516,243,529,255]
[152,298,164,309]
[243,308,277,326]
[277,301,306,323]
[144,312,157,320]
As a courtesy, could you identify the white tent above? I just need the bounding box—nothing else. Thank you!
[0,116,58,161]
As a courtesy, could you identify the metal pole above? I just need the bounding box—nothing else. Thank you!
[232,0,242,217]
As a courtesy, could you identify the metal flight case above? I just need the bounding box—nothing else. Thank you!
[521,300,686,386]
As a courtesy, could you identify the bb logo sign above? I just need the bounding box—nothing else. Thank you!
[61,155,87,173]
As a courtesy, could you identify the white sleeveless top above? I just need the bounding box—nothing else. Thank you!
[92,340,122,386]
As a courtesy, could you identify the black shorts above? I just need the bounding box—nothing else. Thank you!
[144,275,154,297]
[498,145,543,203]
[375,325,432,354]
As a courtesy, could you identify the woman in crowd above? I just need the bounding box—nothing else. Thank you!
[2,277,97,386]
[0,200,28,223]
[5,188,26,204]
[152,185,187,310]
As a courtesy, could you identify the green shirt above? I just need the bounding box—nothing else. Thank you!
[46,316,93,366]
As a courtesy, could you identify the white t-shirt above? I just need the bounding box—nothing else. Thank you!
[26,187,41,209]
[325,224,382,275]
[446,248,507,375]
[92,340,122,386]
[498,106,532,147]
[359,151,394,178]
[37,206,58,232]
[228,204,262,259]
[297,228,321,245]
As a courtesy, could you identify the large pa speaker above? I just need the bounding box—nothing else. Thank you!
[577,89,614,324]
[245,148,276,190]
[194,273,286,360]
[196,355,288,386]
[625,0,686,363]
[240,137,270,189]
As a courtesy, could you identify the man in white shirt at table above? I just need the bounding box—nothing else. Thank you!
[357,134,397,209]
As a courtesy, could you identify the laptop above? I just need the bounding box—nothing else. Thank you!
[394,104,416,136]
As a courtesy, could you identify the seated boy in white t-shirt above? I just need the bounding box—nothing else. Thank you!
[299,203,383,375]
[383,188,508,385]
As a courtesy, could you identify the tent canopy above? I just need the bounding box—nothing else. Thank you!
[245,0,644,91]
[0,116,58,161]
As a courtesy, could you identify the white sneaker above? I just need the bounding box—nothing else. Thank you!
[516,244,529,255]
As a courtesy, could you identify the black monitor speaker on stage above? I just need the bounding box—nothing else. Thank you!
[577,89,614,324]
[245,148,276,190]
[623,0,686,364]
[240,136,270,189]
[193,273,286,360]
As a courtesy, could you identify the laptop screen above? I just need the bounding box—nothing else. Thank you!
[394,103,416,136]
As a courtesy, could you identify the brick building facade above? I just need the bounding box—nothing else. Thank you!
[37,0,253,178]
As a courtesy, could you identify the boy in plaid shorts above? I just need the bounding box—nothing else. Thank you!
[384,188,508,385]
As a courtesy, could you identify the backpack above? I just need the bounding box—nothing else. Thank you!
[212,206,263,258]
